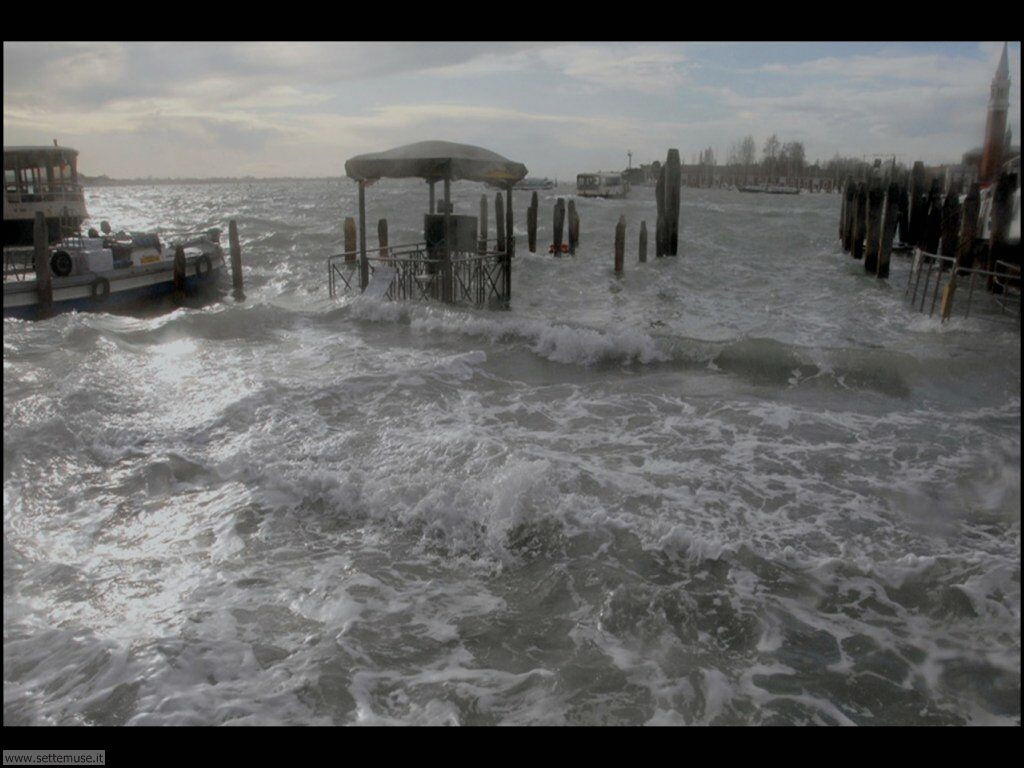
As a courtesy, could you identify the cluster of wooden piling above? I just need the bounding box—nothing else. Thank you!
[839,163,1019,302]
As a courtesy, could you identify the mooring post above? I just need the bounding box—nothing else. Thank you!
[552,198,565,256]
[956,183,980,272]
[567,199,579,255]
[358,180,368,292]
[938,191,961,271]
[922,179,943,257]
[527,191,538,253]
[429,180,436,214]
[504,180,514,305]
[842,178,855,252]
[173,245,187,302]
[839,178,848,241]
[877,182,898,279]
[665,149,681,255]
[908,161,927,246]
[229,219,244,301]
[378,218,389,259]
[864,180,884,273]
[638,220,648,263]
[33,211,52,318]
[614,215,625,274]
[655,164,666,257]
[851,182,867,260]
[478,194,488,255]
[344,216,357,262]
[495,192,505,250]
[896,182,910,245]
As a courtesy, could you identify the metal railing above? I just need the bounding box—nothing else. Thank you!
[327,239,511,308]
[904,248,1020,323]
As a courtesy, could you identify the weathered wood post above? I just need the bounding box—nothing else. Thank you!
[229,219,244,301]
[839,177,848,241]
[938,191,961,270]
[877,181,898,279]
[638,221,648,263]
[479,194,488,254]
[614,215,625,274]
[922,179,943,256]
[552,197,565,256]
[173,245,187,302]
[896,182,910,245]
[655,164,666,257]
[665,149,681,255]
[527,191,538,253]
[495,192,505,250]
[358,180,368,292]
[851,182,867,260]
[505,180,514,305]
[864,180,884,273]
[33,211,52,318]
[956,183,980,271]
[442,176,452,303]
[378,218,389,259]
[986,171,1017,291]
[567,199,579,255]
[429,180,436,214]
[842,178,856,252]
[908,162,927,247]
[344,216,357,262]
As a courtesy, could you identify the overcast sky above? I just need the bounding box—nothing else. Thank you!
[3,41,1020,179]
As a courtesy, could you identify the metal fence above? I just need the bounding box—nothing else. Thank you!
[904,248,1020,323]
[327,239,510,309]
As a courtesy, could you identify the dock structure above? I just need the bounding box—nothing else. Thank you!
[328,141,526,309]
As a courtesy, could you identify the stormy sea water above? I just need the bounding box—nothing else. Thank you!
[3,179,1020,726]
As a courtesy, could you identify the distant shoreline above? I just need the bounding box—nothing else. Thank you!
[81,176,343,187]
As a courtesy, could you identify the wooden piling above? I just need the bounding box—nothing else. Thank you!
[665,149,681,255]
[922,180,943,256]
[655,164,666,257]
[614,215,625,274]
[358,180,368,292]
[479,195,488,254]
[378,218,389,259]
[33,211,52,318]
[552,198,565,256]
[567,199,579,254]
[842,178,856,252]
[527,191,538,253]
[896,183,910,245]
[956,183,980,271]
[173,245,187,302]
[229,219,244,301]
[851,182,867,260]
[877,182,898,279]
[938,191,961,271]
[495,192,505,249]
[429,181,436,214]
[908,161,927,246]
[344,217,357,262]
[638,221,648,263]
[864,180,884,273]
[839,178,848,240]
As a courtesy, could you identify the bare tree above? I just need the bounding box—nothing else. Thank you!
[762,134,780,183]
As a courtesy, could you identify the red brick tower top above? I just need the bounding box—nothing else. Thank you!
[979,43,1010,186]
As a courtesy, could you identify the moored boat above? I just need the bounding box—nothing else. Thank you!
[576,172,629,199]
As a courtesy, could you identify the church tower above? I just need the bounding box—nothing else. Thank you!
[979,43,1010,186]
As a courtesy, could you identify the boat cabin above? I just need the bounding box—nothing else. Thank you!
[4,145,87,246]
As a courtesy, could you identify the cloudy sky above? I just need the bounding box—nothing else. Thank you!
[3,41,1020,179]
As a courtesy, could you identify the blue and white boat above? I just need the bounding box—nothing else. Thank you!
[3,229,227,320]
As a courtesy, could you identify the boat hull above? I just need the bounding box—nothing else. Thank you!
[3,257,225,320]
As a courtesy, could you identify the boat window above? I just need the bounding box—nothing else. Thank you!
[604,177,620,186]
[5,169,18,195]
[577,175,599,188]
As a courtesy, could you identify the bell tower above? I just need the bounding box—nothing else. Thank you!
[979,43,1010,186]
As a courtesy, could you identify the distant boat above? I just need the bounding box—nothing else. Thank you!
[738,184,800,195]
[576,172,629,199]
[517,177,555,190]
